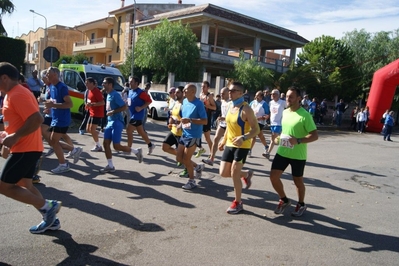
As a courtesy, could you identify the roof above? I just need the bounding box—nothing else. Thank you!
[136,3,308,44]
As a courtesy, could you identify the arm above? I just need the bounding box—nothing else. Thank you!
[107,104,127,116]
[44,95,73,109]
[204,94,217,111]
[292,129,318,145]
[2,112,43,149]
[136,92,152,112]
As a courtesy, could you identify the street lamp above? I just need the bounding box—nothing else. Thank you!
[130,0,137,78]
[30,9,47,69]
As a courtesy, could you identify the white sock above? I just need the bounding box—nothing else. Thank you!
[107,159,114,168]
[131,148,138,154]
[60,163,67,167]
[95,142,100,147]
[40,200,49,211]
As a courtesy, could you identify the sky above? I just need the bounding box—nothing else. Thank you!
[2,0,398,41]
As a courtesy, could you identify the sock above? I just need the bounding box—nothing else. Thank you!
[281,196,289,203]
[40,200,50,211]
[148,142,153,148]
[131,148,138,154]
[96,142,100,147]
[107,159,114,168]
[72,147,77,154]
[298,202,305,206]
[60,163,67,167]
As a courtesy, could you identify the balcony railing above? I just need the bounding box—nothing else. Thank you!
[197,43,290,73]
[73,37,113,53]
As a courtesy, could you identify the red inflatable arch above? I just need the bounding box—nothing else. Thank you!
[367,59,399,133]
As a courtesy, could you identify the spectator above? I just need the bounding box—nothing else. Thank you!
[383,111,395,141]
[243,89,251,103]
[212,94,221,129]
[335,99,347,127]
[356,107,367,133]
[319,98,328,125]
[301,95,311,111]
[350,106,359,131]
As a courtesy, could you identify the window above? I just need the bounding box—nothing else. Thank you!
[110,29,113,38]
[89,57,93,63]
[91,33,95,40]
[62,70,86,92]
[108,55,112,63]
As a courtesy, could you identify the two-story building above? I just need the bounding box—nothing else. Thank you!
[17,25,82,73]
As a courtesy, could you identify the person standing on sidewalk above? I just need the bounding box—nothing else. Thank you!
[269,86,318,217]
[44,67,83,174]
[85,77,105,152]
[176,83,207,190]
[218,82,259,214]
[100,77,143,173]
[0,62,61,234]
[26,69,44,102]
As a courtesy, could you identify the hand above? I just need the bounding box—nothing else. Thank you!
[232,136,244,146]
[167,124,173,129]
[217,117,225,122]
[181,118,191,124]
[135,106,142,112]
[2,133,19,149]
[44,101,54,109]
[106,110,114,116]
[218,140,226,151]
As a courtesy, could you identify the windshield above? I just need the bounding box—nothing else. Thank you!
[150,91,169,102]
[87,72,125,92]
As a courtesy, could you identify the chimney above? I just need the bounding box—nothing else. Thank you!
[121,0,125,8]
[178,0,182,3]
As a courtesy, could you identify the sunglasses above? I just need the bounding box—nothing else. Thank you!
[228,89,240,93]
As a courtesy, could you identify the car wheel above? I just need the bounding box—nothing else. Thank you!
[151,108,158,120]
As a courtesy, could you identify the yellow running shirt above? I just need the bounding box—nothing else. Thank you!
[225,103,252,149]
[170,101,182,137]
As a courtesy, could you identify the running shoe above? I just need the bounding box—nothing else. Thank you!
[226,200,243,214]
[241,170,254,189]
[262,151,270,159]
[202,158,214,166]
[90,145,103,152]
[65,151,73,158]
[147,144,156,155]
[274,199,291,214]
[248,150,252,158]
[291,203,307,217]
[179,168,188,178]
[51,164,71,174]
[176,162,182,167]
[48,218,61,230]
[44,148,54,157]
[195,164,205,179]
[72,147,83,164]
[195,148,206,158]
[99,165,116,173]
[79,130,85,135]
[135,147,143,163]
[182,179,197,190]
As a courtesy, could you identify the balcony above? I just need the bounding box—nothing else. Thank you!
[198,43,289,73]
[73,37,113,53]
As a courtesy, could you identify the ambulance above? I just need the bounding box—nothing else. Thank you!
[59,63,126,115]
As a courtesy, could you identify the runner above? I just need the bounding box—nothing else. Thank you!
[202,87,230,166]
[266,88,286,159]
[269,86,318,217]
[218,81,259,214]
[100,77,143,173]
[176,83,207,190]
[0,62,61,234]
[249,90,270,158]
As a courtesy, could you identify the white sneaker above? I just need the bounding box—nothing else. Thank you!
[147,144,156,155]
[90,145,103,152]
[98,131,104,138]
[44,148,54,157]
[182,179,197,190]
[65,151,73,158]
[51,164,71,174]
[71,147,83,163]
[195,163,205,179]
[135,147,143,163]
[99,165,116,173]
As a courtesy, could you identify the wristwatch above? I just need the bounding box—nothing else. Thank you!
[242,135,247,141]
[296,138,302,144]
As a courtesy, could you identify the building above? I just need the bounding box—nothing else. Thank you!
[17,25,82,73]
[72,1,308,86]
[73,1,193,66]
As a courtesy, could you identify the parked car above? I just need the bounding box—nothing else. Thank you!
[147,90,169,119]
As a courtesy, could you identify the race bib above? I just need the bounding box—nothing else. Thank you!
[182,123,191,130]
[279,134,294,149]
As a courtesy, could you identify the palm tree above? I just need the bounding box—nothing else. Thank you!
[0,0,15,36]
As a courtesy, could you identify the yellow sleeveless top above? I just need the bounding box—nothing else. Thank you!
[225,102,252,149]
[170,101,182,136]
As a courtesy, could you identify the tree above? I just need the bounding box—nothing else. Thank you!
[294,35,361,101]
[0,0,15,36]
[53,53,89,67]
[226,54,274,92]
[130,19,200,83]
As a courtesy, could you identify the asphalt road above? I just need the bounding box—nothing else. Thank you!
[0,118,398,266]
